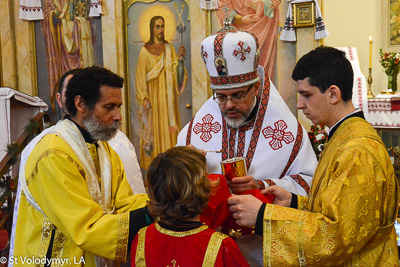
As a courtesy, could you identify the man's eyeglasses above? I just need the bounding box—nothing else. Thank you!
[213,85,253,105]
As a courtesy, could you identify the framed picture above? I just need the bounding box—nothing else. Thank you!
[292,1,315,28]
[382,0,400,52]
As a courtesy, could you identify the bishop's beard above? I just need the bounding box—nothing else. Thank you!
[222,97,256,128]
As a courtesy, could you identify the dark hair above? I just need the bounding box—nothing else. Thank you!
[65,66,124,117]
[292,46,354,101]
[149,16,165,43]
[147,146,210,226]
[58,68,81,94]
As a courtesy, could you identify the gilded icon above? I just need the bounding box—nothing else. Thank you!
[292,1,316,28]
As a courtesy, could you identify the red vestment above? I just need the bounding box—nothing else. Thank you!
[131,222,249,266]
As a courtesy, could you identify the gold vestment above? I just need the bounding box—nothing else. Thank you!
[14,132,148,266]
[263,117,399,266]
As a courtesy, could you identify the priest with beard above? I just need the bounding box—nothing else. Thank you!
[13,66,150,266]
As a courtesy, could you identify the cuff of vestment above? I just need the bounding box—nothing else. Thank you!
[255,203,266,236]
[290,193,298,209]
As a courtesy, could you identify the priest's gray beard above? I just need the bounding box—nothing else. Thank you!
[83,114,121,141]
[222,97,256,128]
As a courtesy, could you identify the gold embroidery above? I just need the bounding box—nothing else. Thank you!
[87,143,101,184]
[36,217,54,267]
[350,254,360,267]
[135,227,148,267]
[51,228,66,267]
[115,211,130,262]
[167,259,179,267]
[357,222,372,241]
[155,222,208,237]
[113,148,123,189]
[297,211,307,267]
[202,232,227,267]
[320,221,334,256]
[26,148,85,186]
[263,204,273,267]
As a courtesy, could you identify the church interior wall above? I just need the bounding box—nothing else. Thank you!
[324,0,384,98]
[0,0,392,135]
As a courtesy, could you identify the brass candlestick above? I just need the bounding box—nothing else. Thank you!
[367,68,374,99]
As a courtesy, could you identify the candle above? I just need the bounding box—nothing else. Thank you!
[369,36,373,69]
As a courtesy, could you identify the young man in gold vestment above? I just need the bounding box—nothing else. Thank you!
[228,47,400,266]
[13,66,150,266]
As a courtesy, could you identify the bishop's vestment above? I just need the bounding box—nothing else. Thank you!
[177,71,316,196]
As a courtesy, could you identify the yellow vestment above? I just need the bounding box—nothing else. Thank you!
[135,43,187,168]
[262,117,399,266]
[14,130,148,266]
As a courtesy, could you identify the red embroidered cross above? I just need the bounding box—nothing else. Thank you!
[232,41,251,61]
[262,120,294,150]
[193,114,222,142]
[201,45,208,64]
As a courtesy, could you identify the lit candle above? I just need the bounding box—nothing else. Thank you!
[369,36,373,69]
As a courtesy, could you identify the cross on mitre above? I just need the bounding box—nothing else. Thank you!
[222,4,231,27]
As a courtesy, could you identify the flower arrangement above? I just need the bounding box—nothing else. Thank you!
[308,124,328,160]
[379,49,400,92]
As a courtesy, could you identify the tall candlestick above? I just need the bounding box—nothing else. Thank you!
[369,36,373,68]
[367,68,374,99]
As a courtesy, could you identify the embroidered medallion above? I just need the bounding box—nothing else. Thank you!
[193,114,222,142]
[232,41,251,61]
[262,120,294,150]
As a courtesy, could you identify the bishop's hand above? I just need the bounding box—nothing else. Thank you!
[229,175,258,194]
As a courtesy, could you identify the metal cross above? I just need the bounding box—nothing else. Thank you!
[222,4,231,18]
[222,4,231,27]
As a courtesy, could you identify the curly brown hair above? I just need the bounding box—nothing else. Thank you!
[147,146,210,226]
